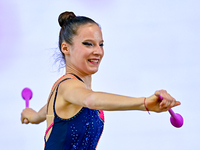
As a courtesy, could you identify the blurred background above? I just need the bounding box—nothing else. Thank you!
[0,0,199,149]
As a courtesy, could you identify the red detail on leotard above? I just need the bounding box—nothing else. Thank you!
[99,110,104,122]
[45,121,54,138]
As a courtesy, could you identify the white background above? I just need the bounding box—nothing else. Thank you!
[0,0,199,149]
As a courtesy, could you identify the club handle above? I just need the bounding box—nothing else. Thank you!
[25,99,29,108]
[168,109,176,119]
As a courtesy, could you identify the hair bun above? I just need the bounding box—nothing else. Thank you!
[58,11,76,27]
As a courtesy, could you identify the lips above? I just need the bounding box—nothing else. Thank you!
[88,59,99,64]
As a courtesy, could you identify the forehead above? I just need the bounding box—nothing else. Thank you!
[75,23,103,42]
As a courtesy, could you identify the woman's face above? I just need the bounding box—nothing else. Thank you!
[67,23,104,75]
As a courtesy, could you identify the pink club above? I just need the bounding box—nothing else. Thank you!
[21,88,33,107]
[159,95,183,128]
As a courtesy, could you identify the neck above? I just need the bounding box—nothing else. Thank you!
[66,68,92,89]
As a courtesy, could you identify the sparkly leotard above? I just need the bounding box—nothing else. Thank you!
[44,74,104,150]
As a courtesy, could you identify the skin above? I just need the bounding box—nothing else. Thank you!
[21,23,181,125]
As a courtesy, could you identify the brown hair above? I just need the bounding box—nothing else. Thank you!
[58,11,99,61]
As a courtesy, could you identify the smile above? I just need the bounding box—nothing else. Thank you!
[88,59,99,64]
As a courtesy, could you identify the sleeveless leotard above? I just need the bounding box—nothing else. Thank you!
[44,75,104,150]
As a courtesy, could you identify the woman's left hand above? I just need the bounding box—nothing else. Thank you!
[145,90,181,113]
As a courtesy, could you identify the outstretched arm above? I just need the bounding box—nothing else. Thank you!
[59,79,180,112]
[21,104,47,124]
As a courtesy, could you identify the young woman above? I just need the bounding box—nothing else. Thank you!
[21,11,180,150]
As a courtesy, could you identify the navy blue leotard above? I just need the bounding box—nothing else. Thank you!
[44,75,104,150]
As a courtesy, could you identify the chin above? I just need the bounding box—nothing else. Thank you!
[88,69,99,75]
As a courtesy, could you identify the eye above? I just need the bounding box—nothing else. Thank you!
[82,42,93,46]
[99,43,104,47]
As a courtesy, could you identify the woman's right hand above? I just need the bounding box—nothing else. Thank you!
[21,108,37,124]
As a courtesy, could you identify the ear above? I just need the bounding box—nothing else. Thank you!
[61,42,70,55]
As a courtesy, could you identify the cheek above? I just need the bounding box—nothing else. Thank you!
[72,48,88,63]
[77,47,90,59]
[100,49,104,59]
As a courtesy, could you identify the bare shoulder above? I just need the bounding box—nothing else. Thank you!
[59,78,86,94]
[57,78,92,105]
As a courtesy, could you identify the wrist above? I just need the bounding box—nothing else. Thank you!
[144,97,150,114]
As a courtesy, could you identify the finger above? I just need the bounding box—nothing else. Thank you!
[156,90,175,101]
[161,100,181,111]
[167,97,180,108]
[160,99,169,109]
[173,101,181,107]
[21,116,26,123]
[21,114,29,124]
[21,113,25,123]
[155,90,167,97]
[24,118,29,124]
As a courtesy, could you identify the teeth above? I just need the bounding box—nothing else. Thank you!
[89,60,98,63]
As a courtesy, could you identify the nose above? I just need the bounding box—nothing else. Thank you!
[93,45,104,56]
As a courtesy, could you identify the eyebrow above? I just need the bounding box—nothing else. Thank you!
[83,39,104,43]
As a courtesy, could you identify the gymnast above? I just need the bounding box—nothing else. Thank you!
[21,11,181,150]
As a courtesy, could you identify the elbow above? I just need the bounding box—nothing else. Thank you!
[83,93,98,110]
